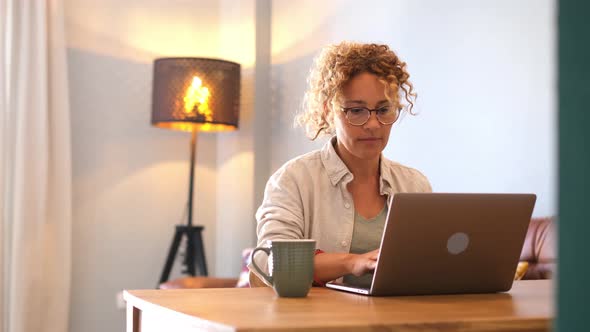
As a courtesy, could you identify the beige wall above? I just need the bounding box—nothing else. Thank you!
[65,1,256,331]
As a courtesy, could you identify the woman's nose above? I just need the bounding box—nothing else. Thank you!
[363,112,381,129]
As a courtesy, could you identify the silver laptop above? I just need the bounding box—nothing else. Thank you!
[326,193,536,296]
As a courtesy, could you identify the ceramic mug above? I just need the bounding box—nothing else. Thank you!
[250,239,316,297]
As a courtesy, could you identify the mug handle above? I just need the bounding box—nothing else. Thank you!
[250,247,273,285]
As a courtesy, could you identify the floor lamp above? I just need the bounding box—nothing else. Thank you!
[151,58,240,284]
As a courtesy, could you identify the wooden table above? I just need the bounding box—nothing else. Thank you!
[124,280,553,332]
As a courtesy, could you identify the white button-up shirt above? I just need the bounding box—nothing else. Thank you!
[249,137,432,278]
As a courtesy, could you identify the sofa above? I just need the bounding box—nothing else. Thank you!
[519,216,555,279]
[159,217,556,289]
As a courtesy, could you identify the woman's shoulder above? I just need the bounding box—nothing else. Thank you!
[289,149,323,166]
[381,158,432,192]
[383,158,425,175]
[270,149,323,179]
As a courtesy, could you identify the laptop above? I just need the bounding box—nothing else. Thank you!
[326,193,536,296]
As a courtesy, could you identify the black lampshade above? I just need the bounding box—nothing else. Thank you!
[151,57,240,132]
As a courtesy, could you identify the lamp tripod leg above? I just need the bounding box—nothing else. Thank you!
[191,226,208,276]
[184,226,196,275]
[158,226,183,286]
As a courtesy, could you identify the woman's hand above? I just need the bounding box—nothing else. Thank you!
[348,249,379,276]
[313,249,380,283]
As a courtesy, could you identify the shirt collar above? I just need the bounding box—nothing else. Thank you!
[320,136,350,186]
[320,136,394,195]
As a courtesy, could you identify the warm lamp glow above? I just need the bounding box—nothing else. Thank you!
[183,76,212,121]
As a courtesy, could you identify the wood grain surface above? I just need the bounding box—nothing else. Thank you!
[124,280,553,332]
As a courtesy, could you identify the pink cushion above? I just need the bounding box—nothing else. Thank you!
[236,248,254,288]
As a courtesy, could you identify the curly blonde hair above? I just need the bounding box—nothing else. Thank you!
[295,41,417,140]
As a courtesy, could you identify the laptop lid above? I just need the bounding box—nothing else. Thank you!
[327,193,536,296]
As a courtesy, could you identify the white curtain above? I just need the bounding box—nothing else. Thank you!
[0,0,72,331]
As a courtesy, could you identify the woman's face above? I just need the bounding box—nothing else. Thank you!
[333,72,394,162]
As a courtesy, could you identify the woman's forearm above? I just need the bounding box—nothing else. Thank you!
[313,252,354,282]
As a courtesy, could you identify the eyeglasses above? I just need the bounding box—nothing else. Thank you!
[340,105,400,126]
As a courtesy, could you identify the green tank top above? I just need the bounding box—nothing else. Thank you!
[343,205,387,288]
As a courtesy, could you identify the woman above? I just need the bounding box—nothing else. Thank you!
[249,41,432,287]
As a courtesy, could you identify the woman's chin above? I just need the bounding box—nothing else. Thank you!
[354,150,382,161]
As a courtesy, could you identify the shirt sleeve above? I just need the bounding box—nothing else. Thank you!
[248,162,306,278]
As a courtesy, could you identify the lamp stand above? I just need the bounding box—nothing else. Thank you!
[159,130,208,285]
